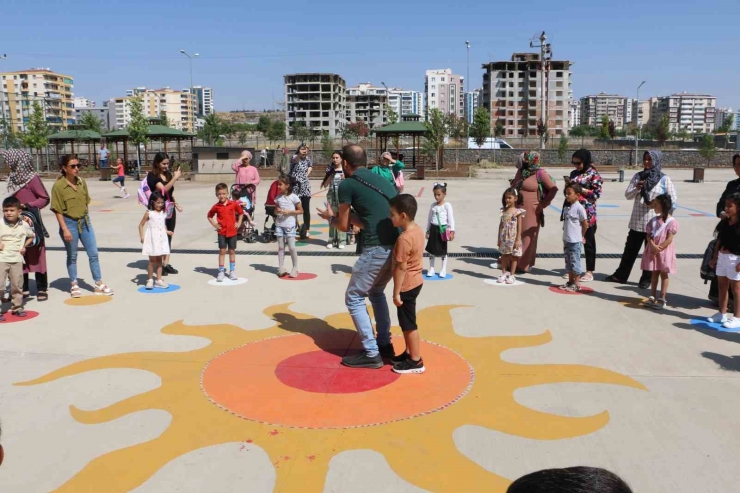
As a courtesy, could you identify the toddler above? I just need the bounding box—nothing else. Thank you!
[641,194,678,310]
[139,191,170,289]
[497,188,525,283]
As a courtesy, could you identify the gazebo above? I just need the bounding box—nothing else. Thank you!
[48,126,102,169]
[373,114,428,169]
[101,123,195,175]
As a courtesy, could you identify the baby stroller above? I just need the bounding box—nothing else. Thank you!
[231,183,258,243]
[262,179,280,243]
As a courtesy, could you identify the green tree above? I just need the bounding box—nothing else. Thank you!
[656,114,670,146]
[386,105,401,153]
[446,114,467,170]
[198,113,231,146]
[291,121,312,144]
[20,101,50,171]
[321,131,334,160]
[79,111,103,134]
[126,96,149,178]
[237,131,247,145]
[0,118,21,149]
[267,121,286,145]
[717,115,735,149]
[699,133,717,166]
[599,115,611,143]
[469,108,491,162]
[423,108,447,171]
[494,120,505,139]
[558,135,569,162]
[256,115,272,136]
[569,125,586,137]
[159,111,170,128]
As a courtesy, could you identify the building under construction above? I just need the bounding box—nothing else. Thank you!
[480,53,573,139]
[284,73,347,138]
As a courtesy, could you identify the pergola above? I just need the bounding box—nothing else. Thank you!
[101,124,195,172]
[373,114,428,169]
[48,128,102,168]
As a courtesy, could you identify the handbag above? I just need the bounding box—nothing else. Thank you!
[435,209,451,242]
[700,238,717,282]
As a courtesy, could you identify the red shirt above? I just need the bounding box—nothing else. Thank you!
[207,200,243,237]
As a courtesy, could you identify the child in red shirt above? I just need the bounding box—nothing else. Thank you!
[207,183,243,282]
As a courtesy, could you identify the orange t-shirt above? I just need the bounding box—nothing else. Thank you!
[393,223,424,292]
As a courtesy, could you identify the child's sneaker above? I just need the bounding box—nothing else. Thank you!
[439,270,447,279]
[146,279,154,290]
[229,271,238,281]
[496,274,507,283]
[708,312,728,324]
[338,243,346,249]
[722,318,740,330]
[391,351,409,364]
[392,357,425,374]
[154,280,169,289]
[505,275,516,285]
[426,268,436,278]
[124,193,130,199]
[643,296,656,308]
[289,269,299,278]
[326,243,334,249]
[652,298,667,310]
[277,267,288,277]
[217,271,225,282]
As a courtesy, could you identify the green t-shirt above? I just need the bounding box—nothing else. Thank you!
[338,168,399,247]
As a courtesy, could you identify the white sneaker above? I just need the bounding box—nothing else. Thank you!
[145,279,154,290]
[496,274,507,283]
[506,275,516,285]
[154,280,169,289]
[124,193,130,199]
[708,312,728,324]
[426,268,436,278]
[722,318,740,330]
[338,243,346,249]
[326,243,334,249]
[490,262,499,269]
[439,270,447,279]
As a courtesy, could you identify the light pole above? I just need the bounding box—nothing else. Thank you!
[635,80,646,166]
[179,50,199,132]
[465,41,470,133]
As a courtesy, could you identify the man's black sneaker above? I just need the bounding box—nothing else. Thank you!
[391,351,409,364]
[379,344,395,360]
[342,352,383,369]
[392,357,425,374]
[164,264,179,274]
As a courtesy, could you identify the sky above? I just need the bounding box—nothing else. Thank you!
[3,0,739,112]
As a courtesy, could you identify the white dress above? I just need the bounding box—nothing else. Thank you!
[142,210,170,256]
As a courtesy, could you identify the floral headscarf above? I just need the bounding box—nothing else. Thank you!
[519,151,541,179]
[2,149,37,198]
[638,150,665,204]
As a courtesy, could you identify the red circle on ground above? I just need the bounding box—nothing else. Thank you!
[98,209,114,213]
[279,272,317,281]
[0,310,39,323]
[548,286,594,296]
[275,350,401,394]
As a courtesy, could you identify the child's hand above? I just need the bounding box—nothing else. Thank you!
[393,294,403,307]
[20,247,25,255]
[167,231,174,237]
[140,237,144,244]
[581,236,586,244]
[425,232,430,239]
[513,239,520,250]
[710,258,717,268]
[736,262,740,273]
[449,231,455,241]
[0,242,4,251]
[275,208,283,215]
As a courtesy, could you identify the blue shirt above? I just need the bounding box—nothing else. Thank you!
[98,148,110,161]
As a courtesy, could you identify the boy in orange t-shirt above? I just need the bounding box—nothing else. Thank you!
[388,194,425,374]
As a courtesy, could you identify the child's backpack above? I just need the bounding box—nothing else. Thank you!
[392,169,405,193]
[265,180,280,207]
[137,178,151,206]
[700,238,717,283]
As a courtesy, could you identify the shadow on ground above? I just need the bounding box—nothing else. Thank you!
[702,351,740,371]
[50,278,96,294]
[331,264,353,275]
[250,263,279,275]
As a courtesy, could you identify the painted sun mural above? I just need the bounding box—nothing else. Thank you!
[16,304,646,492]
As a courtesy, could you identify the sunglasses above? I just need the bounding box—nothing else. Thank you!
[67,164,81,169]
[571,161,582,165]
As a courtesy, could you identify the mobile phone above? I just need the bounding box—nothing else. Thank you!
[563,175,571,182]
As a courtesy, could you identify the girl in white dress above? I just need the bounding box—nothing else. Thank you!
[139,191,171,289]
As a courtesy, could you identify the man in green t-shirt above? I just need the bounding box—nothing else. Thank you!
[317,145,399,369]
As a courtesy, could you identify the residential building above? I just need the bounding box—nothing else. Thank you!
[75,107,109,130]
[424,69,465,120]
[465,89,482,123]
[624,98,633,124]
[109,87,197,131]
[188,85,214,116]
[631,99,651,127]
[736,110,740,131]
[579,93,628,129]
[387,88,423,118]
[716,107,734,129]
[73,97,95,108]
[346,83,388,129]
[648,93,716,133]
[284,73,347,138]
[0,68,75,133]
[569,100,580,128]
[481,53,573,138]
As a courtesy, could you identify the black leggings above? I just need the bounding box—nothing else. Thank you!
[584,224,597,272]
[23,272,48,293]
[300,196,311,231]
[165,209,176,247]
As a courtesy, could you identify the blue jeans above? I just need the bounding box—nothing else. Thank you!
[345,245,393,357]
[61,216,102,283]
[564,241,583,276]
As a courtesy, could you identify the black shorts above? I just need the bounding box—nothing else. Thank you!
[218,235,237,250]
[112,176,125,185]
[397,284,423,332]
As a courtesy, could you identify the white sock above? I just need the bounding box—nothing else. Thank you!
[441,256,448,273]
[429,256,436,271]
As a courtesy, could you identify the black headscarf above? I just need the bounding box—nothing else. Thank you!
[571,149,592,175]
[637,150,665,204]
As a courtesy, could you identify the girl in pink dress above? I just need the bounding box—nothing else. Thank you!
[641,194,678,310]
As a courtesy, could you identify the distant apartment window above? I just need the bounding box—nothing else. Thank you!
[556,72,563,77]
[431,77,436,82]
[431,93,436,97]
[216,152,229,160]
[441,77,445,81]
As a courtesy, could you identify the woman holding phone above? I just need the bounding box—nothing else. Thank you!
[146,152,182,275]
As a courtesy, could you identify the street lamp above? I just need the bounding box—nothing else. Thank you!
[635,80,646,166]
[179,50,199,132]
[465,41,470,130]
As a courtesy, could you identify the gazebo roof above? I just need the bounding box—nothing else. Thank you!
[102,125,195,140]
[374,120,428,135]
[48,129,102,142]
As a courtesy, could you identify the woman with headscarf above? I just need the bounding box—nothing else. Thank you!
[605,150,678,288]
[2,149,50,300]
[510,151,558,273]
[563,149,603,281]
[231,150,261,206]
[708,153,740,305]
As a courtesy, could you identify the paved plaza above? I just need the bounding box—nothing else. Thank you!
[1,168,739,492]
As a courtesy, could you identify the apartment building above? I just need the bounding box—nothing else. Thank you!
[424,69,465,120]
[387,88,423,118]
[73,97,95,108]
[110,87,197,131]
[481,53,573,138]
[189,85,214,116]
[465,89,482,123]
[569,100,580,129]
[0,68,75,133]
[579,93,628,129]
[649,93,716,133]
[716,107,735,129]
[284,73,347,138]
[75,107,109,130]
[346,83,388,129]
[630,99,651,127]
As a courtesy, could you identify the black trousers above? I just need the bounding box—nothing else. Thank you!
[584,224,597,272]
[23,272,48,293]
[300,196,311,231]
[613,229,651,283]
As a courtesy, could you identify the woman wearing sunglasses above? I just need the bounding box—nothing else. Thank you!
[50,155,113,298]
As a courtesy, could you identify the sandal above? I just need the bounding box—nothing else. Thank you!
[653,298,667,310]
[22,291,30,298]
[12,309,27,317]
[37,291,48,301]
[580,273,594,282]
[643,296,656,308]
[94,282,114,296]
[0,313,5,322]
[70,284,82,299]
